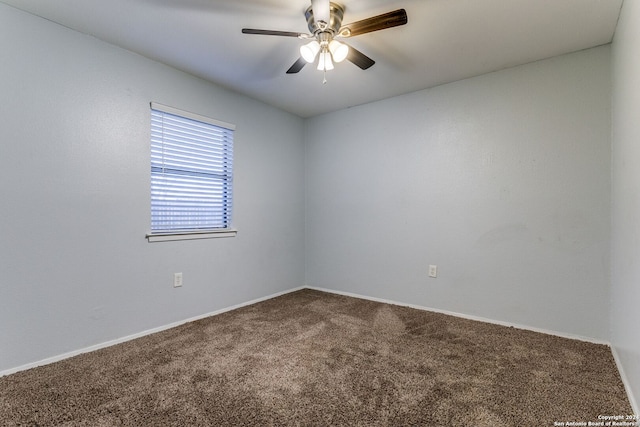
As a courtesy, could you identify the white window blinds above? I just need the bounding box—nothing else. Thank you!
[150,103,234,233]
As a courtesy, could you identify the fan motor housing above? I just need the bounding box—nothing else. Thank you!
[305,2,345,35]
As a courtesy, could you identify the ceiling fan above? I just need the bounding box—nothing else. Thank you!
[242,0,408,82]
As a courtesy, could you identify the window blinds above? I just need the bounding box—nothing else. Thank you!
[150,103,234,233]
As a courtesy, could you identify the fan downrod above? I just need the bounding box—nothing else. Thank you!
[305,2,345,36]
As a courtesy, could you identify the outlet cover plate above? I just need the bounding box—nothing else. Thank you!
[428,265,437,278]
[174,272,183,287]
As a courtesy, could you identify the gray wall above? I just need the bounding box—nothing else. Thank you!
[305,46,612,341]
[611,0,640,412]
[0,4,305,372]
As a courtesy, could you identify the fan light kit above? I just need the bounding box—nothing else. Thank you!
[242,0,408,83]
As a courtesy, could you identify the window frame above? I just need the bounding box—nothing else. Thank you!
[146,102,237,242]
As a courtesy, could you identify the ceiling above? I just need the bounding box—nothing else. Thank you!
[2,0,623,118]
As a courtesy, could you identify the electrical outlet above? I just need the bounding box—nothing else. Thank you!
[428,265,437,278]
[174,272,183,288]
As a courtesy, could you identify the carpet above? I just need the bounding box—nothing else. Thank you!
[0,289,633,426]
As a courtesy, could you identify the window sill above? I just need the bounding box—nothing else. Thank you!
[146,229,237,243]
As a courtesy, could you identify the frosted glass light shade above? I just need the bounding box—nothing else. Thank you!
[329,40,349,63]
[300,41,321,63]
[317,51,334,71]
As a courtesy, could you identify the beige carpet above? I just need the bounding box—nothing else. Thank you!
[0,289,632,426]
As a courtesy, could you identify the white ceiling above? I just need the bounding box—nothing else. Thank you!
[2,0,623,118]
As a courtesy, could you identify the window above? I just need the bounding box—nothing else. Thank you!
[148,102,235,241]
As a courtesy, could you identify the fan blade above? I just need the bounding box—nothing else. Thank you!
[345,44,375,70]
[340,9,408,37]
[286,57,307,74]
[242,28,305,37]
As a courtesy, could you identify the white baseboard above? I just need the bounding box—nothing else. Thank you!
[305,286,610,345]
[0,286,305,378]
[611,346,640,416]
